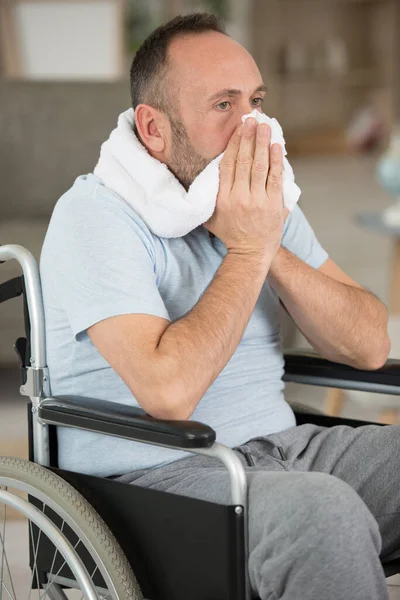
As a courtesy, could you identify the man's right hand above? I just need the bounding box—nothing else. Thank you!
[204,117,287,261]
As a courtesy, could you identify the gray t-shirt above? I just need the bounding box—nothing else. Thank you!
[40,173,328,477]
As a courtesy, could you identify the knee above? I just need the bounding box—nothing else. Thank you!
[249,471,381,550]
[292,472,375,529]
[248,472,385,600]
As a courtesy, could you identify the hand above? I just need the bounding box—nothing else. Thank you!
[204,118,286,261]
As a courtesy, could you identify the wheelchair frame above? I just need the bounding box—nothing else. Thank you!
[2,242,400,600]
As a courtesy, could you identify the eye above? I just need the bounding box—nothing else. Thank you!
[217,101,231,111]
[251,97,264,106]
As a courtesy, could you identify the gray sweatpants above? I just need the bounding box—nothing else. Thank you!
[117,422,400,599]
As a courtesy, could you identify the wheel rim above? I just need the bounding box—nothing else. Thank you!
[0,489,100,600]
[0,477,121,600]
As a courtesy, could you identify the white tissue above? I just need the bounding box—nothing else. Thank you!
[242,110,287,153]
[240,110,301,211]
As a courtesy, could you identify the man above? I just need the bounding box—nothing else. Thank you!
[40,12,397,600]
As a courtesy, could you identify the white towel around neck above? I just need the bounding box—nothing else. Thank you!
[94,108,301,238]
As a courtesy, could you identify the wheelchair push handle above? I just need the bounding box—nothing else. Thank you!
[0,244,47,369]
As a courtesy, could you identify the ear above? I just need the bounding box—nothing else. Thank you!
[134,104,167,153]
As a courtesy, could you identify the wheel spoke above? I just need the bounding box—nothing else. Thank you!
[40,538,83,599]
[40,582,68,600]
[29,519,43,600]
[0,501,17,600]
[45,519,66,597]
[0,538,17,600]
[38,518,68,600]
[0,500,6,600]
[1,578,16,600]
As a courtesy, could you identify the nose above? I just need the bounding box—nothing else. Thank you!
[230,106,261,140]
[235,112,249,130]
[238,104,260,125]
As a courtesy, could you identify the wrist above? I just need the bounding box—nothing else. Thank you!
[268,246,291,289]
[226,248,274,273]
[269,245,286,271]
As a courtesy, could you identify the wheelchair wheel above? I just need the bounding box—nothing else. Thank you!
[0,457,142,599]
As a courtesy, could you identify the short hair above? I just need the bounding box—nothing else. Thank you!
[130,13,226,129]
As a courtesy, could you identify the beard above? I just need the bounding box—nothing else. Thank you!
[167,115,210,191]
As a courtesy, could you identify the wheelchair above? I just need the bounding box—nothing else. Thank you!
[1,242,400,599]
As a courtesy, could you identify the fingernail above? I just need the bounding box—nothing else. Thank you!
[272,144,280,154]
[259,123,269,135]
[245,118,256,129]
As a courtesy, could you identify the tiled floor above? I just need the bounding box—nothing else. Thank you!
[1,153,400,597]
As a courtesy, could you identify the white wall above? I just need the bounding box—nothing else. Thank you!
[14,0,123,80]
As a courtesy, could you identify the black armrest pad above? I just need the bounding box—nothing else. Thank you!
[284,350,400,394]
[39,395,216,450]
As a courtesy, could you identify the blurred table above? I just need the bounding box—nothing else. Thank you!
[325,209,400,423]
[356,211,400,314]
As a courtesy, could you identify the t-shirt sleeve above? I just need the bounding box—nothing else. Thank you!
[44,191,170,338]
[281,204,328,269]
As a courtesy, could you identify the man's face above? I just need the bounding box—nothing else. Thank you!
[164,31,266,190]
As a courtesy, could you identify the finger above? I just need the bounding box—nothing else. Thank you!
[233,117,257,191]
[218,124,242,195]
[250,123,271,196]
[266,143,283,201]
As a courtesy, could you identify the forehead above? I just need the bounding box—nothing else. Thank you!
[167,31,262,99]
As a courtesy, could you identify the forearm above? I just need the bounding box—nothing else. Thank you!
[156,251,272,419]
[269,248,390,369]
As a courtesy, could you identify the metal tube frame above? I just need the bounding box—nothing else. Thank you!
[0,245,46,367]
[0,245,50,467]
[285,373,400,396]
[0,243,251,599]
[44,582,69,600]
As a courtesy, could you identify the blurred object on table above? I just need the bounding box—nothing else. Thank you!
[346,106,385,153]
[256,0,398,156]
[378,125,400,227]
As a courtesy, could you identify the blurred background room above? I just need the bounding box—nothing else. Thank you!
[0,0,400,504]
[1,0,400,595]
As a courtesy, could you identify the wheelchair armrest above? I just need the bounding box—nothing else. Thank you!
[283,350,400,395]
[38,395,216,450]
